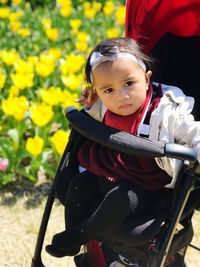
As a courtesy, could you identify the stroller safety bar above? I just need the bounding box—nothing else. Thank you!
[66,106,197,162]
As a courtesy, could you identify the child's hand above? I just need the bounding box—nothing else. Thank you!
[75,85,98,109]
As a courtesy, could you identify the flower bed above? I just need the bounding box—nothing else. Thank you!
[0,0,125,186]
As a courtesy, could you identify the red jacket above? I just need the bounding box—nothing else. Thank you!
[125,0,200,53]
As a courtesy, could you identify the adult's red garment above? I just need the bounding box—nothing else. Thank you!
[125,0,200,53]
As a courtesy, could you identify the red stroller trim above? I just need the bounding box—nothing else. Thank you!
[87,240,107,267]
[125,0,200,53]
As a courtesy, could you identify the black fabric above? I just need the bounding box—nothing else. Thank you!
[53,127,84,205]
[95,192,172,252]
[45,243,80,258]
[66,109,165,158]
[168,223,194,258]
[54,163,79,205]
[181,188,200,218]
[150,34,200,120]
[49,169,167,256]
[65,170,100,228]
[74,253,91,267]
[64,170,163,242]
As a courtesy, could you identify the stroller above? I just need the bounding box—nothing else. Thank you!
[32,1,200,266]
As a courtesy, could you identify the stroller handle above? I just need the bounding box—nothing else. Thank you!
[65,107,197,162]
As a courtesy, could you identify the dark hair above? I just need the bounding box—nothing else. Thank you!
[85,37,153,84]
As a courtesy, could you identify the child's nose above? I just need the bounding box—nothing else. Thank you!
[116,88,129,101]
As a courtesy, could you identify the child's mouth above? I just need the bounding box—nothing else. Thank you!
[118,103,132,109]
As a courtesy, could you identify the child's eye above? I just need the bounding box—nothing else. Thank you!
[104,88,113,93]
[125,81,134,87]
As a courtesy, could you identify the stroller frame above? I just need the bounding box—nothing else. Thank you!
[31,126,80,267]
[32,108,200,267]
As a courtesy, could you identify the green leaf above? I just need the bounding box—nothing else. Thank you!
[7,128,19,144]
[15,168,36,183]
[43,163,56,178]
[0,173,14,186]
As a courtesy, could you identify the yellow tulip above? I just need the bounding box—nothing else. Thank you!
[42,17,52,29]
[30,102,54,127]
[17,28,31,37]
[69,19,82,30]
[0,0,8,4]
[103,1,114,16]
[14,59,34,73]
[84,9,96,19]
[39,50,58,65]
[75,41,88,52]
[60,5,72,17]
[75,33,89,51]
[0,73,6,90]
[92,2,102,12]
[57,0,72,7]
[10,21,21,32]
[83,2,91,10]
[48,48,62,60]
[8,85,19,98]
[106,28,120,38]
[35,61,55,77]
[9,10,24,21]
[115,5,125,25]
[61,90,79,109]
[27,55,39,65]
[45,28,59,41]
[2,96,29,121]
[51,129,69,155]
[0,49,20,66]
[76,31,89,42]
[12,0,22,4]
[61,73,83,90]
[10,72,34,90]
[38,86,63,106]
[26,136,44,156]
[0,7,10,19]
[59,54,85,75]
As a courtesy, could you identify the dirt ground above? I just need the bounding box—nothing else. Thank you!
[0,182,199,267]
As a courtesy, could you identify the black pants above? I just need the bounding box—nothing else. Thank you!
[54,164,79,206]
[62,169,167,241]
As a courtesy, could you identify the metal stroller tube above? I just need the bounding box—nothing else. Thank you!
[66,107,197,162]
[31,127,81,267]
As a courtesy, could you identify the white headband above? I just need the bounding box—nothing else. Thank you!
[90,46,146,83]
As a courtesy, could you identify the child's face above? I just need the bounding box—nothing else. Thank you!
[93,58,152,116]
